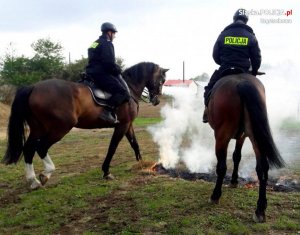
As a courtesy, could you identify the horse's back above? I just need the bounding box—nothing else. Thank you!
[209,74,264,139]
[30,79,80,111]
[28,79,94,131]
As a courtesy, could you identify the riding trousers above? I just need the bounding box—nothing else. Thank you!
[203,70,221,107]
[93,74,130,107]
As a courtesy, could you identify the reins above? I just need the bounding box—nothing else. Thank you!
[124,82,140,105]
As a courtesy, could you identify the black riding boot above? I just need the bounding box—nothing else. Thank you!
[202,106,208,123]
[100,107,119,124]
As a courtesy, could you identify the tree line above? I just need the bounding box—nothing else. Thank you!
[0,37,207,103]
[0,38,125,87]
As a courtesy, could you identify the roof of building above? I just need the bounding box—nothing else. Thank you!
[163,80,193,87]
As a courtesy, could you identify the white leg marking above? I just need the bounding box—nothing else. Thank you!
[25,163,41,189]
[25,163,36,180]
[42,154,55,178]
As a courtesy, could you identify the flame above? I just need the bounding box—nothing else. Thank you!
[150,162,160,171]
[244,182,259,189]
[133,161,164,175]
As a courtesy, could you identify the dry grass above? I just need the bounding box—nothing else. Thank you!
[0,102,10,126]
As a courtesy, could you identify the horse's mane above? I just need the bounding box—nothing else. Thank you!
[122,62,158,84]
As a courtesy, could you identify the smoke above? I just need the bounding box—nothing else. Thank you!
[264,61,300,127]
[262,61,300,177]
[148,87,216,173]
[148,61,300,179]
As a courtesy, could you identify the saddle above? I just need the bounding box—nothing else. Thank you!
[206,67,265,105]
[79,72,112,107]
[220,67,245,77]
[220,67,266,77]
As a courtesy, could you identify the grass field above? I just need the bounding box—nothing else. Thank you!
[0,99,299,234]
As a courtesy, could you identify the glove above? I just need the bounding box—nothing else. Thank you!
[251,70,258,76]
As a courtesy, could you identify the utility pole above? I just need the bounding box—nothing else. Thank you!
[183,61,185,83]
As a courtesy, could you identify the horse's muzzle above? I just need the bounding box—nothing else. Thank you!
[150,95,160,106]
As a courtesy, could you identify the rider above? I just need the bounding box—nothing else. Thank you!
[86,22,130,124]
[203,9,262,123]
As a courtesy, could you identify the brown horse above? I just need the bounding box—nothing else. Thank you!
[2,62,168,189]
[207,73,285,222]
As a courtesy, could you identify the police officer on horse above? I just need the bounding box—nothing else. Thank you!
[203,9,262,123]
[86,22,130,124]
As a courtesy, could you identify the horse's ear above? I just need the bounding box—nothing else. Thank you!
[162,68,169,73]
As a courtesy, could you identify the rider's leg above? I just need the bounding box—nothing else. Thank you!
[94,75,130,124]
[203,69,221,123]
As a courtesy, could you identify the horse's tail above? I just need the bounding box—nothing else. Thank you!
[237,80,285,169]
[2,86,34,165]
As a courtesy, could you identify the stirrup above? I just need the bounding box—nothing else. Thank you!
[100,110,119,124]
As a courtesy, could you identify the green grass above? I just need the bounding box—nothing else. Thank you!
[280,117,300,132]
[133,117,162,126]
[0,126,299,234]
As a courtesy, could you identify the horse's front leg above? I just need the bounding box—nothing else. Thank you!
[230,134,246,188]
[125,125,141,161]
[39,154,56,186]
[102,124,129,180]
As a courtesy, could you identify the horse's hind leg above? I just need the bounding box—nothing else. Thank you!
[125,125,141,161]
[36,137,56,186]
[230,135,246,187]
[210,135,230,204]
[254,155,269,223]
[23,135,42,189]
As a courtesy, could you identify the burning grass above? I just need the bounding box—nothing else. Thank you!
[132,162,300,193]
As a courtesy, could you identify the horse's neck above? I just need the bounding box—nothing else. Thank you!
[126,81,145,100]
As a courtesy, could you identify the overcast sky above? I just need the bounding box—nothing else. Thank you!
[0,0,298,79]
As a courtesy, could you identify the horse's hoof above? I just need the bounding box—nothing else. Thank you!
[103,173,115,180]
[30,179,42,190]
[208,198,220,204]
[39,173,49,186]
[229,183,238,188]
[253,213,266,223]
[136,155,142,161]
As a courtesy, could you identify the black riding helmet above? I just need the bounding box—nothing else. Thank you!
[233,9,249,24]
[101,22,118,33]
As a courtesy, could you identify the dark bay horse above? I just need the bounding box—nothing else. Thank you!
[207,73,285,223]
[2,62,168,189]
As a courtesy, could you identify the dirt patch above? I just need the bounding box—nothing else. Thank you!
[0,102,9,139]
[138,96,171,118]
[0,102,10,126]
[56,169,154,235]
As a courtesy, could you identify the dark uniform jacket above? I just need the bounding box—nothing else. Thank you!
[86,34,121,77]
[213,22,261,74]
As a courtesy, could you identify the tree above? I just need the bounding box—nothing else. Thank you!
[1,56,42,86]
[62,56,126,82]
[30,38,65,80]
[0,38,65,86]
[191,72,209,82]
[62,57,88,81]
[0,42,17,85]
[0,43,42,86]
